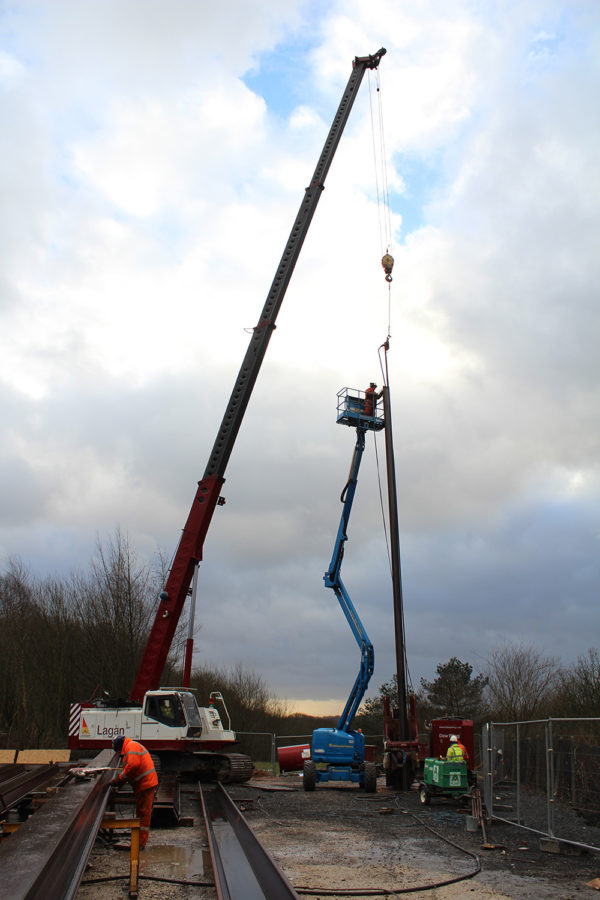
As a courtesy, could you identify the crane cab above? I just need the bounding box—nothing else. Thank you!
[336,387,385,431]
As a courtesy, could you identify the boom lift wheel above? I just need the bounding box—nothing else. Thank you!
[364,761,377,793]
[419,786,430,805]
[303,760,317,792]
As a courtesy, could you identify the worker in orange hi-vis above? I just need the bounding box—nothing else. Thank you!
[364,382,382,417]
[111,734,158,850]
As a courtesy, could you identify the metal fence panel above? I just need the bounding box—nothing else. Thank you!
[483,717,600,852]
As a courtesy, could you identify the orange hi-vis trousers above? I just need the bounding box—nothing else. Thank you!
[134,786,156,848]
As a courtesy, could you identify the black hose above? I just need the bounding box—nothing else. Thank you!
[294,808,481,896]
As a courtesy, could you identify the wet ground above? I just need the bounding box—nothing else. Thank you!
[76,774,600,899]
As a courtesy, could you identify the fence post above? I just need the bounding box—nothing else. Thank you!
[271,733,277,776]
[546,719,555,838]
[516,723,521,825]
[483,722,493,821]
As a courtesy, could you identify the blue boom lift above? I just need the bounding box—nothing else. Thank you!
[303,387,385,792]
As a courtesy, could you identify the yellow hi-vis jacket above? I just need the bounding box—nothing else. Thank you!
[446,741,468,763]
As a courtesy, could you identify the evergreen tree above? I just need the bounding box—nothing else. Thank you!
[420,657,488,718]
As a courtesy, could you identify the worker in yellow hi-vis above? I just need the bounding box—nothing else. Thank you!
[446,734,469,764]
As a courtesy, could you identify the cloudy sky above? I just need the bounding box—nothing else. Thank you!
[1,0,598,716]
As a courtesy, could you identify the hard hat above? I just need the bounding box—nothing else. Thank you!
[450,734,459,742]
[112,734,125,752]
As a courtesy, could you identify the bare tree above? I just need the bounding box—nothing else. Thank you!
[485,642,560,721]
[68,529,161,699]
[0,533,192,749]
[0,561,78,747]
[554,648,600,716]
[0,560,37,745]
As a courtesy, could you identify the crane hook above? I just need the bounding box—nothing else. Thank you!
[381,253,394,283]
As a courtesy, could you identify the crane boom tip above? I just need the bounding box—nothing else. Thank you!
[353,47,387,70]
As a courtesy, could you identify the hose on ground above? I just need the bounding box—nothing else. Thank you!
[294,807,481,896]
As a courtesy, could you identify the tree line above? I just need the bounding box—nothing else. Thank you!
[358,647,600,735]
[2,533,598,753]
[0,532,335,754]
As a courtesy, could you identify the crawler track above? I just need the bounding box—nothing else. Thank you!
[200,782,299,900]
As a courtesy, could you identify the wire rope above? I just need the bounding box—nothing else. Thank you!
[369,63,417,701]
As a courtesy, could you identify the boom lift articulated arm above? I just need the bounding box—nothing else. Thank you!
[130,48,386,703]
[324,426,374,733]
[305,388,384,791]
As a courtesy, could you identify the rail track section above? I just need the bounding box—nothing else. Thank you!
[0,749,115,899]
[200,782,299,900]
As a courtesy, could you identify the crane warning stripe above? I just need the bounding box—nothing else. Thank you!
[68,703,82,736]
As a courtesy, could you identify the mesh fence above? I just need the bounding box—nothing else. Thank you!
[483,718,600,850]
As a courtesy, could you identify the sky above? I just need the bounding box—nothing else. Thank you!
[1,0,599,717]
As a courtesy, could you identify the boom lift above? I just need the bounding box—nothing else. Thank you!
[68,48,387,781]
[303,388,383,792]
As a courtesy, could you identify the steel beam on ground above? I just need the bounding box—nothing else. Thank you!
[0,749,115,899]
[0,764,59,816]
[200,782,299,900]
[152,774,180,826]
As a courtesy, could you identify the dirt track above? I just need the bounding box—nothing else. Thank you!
[77,773,600,899]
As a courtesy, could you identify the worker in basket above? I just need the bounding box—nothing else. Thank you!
[364,382,382,417]
[111,734,158,850]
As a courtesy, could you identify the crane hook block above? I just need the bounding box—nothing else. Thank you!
[382,253,394,282]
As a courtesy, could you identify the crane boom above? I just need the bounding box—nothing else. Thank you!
[130,47,387,702]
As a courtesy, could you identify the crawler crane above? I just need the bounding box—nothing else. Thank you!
[69,48,387,781]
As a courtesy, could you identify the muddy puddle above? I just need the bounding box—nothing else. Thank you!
[142,842,207,878]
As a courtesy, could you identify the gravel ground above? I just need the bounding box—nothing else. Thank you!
[76,773,600,899]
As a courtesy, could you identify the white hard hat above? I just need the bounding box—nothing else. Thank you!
[450,734,458,742]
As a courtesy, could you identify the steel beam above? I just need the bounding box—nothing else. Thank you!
[0,764,59,816]
[200,782,299,900]
[0,750,115,899]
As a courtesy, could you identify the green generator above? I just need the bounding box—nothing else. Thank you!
[419,758,469,805]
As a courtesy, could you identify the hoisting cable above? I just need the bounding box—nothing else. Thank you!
[374,432,392,577]
[368,65,394,339]
[368,65,417,698]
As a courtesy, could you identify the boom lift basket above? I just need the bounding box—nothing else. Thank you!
[336,387,385,432]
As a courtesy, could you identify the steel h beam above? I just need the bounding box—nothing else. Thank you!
[0,750,115,899]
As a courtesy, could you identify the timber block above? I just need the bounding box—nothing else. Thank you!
[16,749,71,764]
